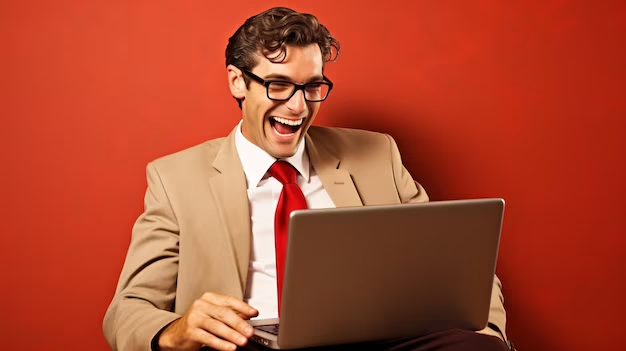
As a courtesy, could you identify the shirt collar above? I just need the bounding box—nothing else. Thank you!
[234,120,310,188]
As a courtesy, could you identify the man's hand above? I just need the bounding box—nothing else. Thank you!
[158,292,259,351]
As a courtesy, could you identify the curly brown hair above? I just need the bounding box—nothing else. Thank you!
[225,7,340,108]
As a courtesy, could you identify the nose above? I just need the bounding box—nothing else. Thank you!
[285,89,307,115]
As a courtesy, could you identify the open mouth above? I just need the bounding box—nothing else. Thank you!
[269,117,305,137]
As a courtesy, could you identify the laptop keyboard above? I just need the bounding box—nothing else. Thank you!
[255,324,279,335]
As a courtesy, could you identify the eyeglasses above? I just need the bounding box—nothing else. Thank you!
[241,69,333,102]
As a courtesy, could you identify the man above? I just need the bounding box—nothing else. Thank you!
[103,7,511,351]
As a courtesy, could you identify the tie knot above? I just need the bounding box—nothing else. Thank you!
[268,161,297,185]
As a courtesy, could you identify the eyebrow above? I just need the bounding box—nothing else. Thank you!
[263,73,325,82]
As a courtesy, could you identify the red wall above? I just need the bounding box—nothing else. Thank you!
[1,1,625,350]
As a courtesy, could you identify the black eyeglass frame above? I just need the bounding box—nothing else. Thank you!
[241,69,334,102]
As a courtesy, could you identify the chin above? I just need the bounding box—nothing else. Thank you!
[273,150,297,159]
[268,145,298,159]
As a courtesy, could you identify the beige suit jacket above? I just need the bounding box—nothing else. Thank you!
[103,126,507,351]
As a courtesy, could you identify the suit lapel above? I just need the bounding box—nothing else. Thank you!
[208,129,251,295]
[306,133,363,207]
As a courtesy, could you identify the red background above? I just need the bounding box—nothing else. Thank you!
[1,1,625,350]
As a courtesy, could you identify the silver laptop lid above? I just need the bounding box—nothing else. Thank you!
[276,199,504,349]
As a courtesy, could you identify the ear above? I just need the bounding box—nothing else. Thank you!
[227,65,246,100]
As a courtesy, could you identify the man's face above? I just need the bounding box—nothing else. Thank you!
[235,44,324,158]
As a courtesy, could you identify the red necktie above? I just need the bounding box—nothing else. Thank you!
[268,161,308,315]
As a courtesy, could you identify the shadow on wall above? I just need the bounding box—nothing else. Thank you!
[320,101,447,200]
[320,100,562,351]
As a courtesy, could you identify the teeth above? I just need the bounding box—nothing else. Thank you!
[273,117,304,126]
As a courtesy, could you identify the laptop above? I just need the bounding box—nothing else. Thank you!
[248,198,505,349]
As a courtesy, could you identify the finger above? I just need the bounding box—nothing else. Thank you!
[220,295,259,318]
[191,328,238,351]
[236,312,253,320]
[202,293,258,318]
[201,318,250,347]
[206,305,255,338]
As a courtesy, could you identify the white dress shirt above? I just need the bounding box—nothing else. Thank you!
[234,121,336,319]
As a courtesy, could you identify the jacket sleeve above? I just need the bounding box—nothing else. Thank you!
[103,162,181,351]
[386,133,508,342]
